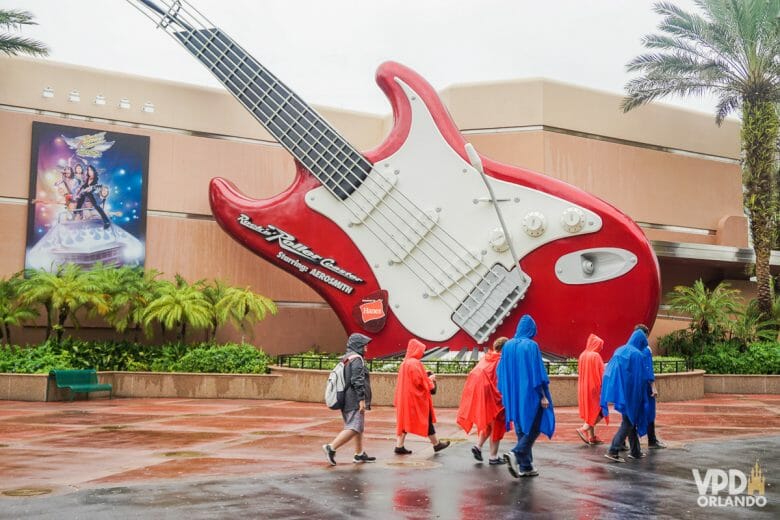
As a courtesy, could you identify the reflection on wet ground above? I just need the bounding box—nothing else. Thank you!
[0,395,777,518]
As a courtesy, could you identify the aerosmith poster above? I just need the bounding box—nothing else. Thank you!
[25,122,150,271]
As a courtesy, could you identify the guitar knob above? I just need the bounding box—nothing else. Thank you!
[561,207,585,233]
[489,228,509,252]
[522,212,546,237]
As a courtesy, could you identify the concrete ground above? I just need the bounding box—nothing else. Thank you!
[0,394,777,519]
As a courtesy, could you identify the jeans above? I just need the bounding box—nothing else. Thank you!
[608,414,640,458]
[512,406,543,471]
[647,421,658,444]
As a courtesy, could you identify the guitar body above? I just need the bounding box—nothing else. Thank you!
[210,62,660,359]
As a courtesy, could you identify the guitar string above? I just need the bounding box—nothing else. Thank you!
[163,3,494,312]
[130,1,503,328]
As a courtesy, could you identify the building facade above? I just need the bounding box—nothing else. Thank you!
[1,56,776,354]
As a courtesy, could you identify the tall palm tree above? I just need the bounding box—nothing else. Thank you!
[0,9,48,57]
[622,0,780,319]
[142,276,213,342]
[214,286,277,339]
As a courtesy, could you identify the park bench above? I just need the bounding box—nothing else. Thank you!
[48,369,112,401]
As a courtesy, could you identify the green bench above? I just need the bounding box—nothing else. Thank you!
[48,369,112,401]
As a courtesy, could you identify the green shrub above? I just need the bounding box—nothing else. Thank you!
[170,343,270,374]
[0,344,73,374]
[693,341,780,374]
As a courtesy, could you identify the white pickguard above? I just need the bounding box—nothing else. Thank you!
[306,79,602,341]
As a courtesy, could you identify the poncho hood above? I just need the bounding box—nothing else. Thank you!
[346,333,371,356]
[515,314,537,339]
[585,333,604,353]
[627,329,648,351]
[405,339,425,360]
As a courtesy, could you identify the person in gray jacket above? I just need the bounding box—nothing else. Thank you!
[322,333,376,465]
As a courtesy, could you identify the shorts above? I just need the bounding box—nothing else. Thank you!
[342,408,365,433]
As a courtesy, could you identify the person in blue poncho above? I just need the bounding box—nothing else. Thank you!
[497,315,555,477]
[635,324,667,449]
[601,328,650,462]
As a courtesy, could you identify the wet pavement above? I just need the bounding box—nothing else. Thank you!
[0,395,777,519]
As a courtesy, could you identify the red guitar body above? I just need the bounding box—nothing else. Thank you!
[209,62,660,359]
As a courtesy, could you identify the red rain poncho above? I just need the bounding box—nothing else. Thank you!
[456,350,506,441]
[394,339,436,437]
[578,333,608,426]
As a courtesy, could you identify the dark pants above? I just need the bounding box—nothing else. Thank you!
[608,414,640,457]
[512,406,543,471]
[76,192,110,226]
[647,421,658,444]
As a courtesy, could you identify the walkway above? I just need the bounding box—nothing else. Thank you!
[0,394,777,518]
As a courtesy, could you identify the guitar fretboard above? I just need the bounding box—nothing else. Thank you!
[175,28,371,200]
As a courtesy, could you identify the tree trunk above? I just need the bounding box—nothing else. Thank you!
[741,99,779,320]
[56,307,68,343]
[45,301,52,340]
[3,323,10,346]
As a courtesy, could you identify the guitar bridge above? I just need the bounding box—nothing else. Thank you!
[452,264,530,343]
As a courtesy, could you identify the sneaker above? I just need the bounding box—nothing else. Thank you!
[394,446,412,455]
[575,428,590,445]
[588,436,605,445]
[322,444,336,466]
[604,452,626,463]
[353,452,376,463]
[627,451,647,460]
[503,453,520,478]
[471,445,483,462]
[648,440,667,449]
[488,457,506,465]
[433,441,450,453]
[518,469,539,477]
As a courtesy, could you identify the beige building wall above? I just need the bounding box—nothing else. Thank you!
[0,56,757,354]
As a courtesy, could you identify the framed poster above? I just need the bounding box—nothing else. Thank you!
[25,122,150,271]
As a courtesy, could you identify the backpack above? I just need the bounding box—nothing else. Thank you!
[324,354,361,410]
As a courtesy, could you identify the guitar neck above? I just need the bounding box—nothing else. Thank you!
[131,1,370,200]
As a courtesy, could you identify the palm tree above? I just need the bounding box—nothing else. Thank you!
[18,264,110,342]
[0,273,38,345]
[214,286,277,339]
[90,264,163,341]
[203,279,229,341]
[142,276,213,342]
[0,9,49,57]
[667,279,742,338]
[622,0,780,319]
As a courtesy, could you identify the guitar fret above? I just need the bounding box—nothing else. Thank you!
[178,27,371,200]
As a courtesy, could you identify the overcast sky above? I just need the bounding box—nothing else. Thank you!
[3,0,723,117]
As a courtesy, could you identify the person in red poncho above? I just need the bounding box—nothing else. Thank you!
[394,339,450,455]
[457,336,508,465]
[576,333,609,445]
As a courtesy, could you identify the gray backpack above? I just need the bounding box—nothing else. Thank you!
[324,354,360,410]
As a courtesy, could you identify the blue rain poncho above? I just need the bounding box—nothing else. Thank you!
[600,329,649,436]
[497,315,555,438]
[641,342,656,423]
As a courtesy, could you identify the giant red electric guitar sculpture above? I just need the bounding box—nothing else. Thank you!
[132,0,660,359]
